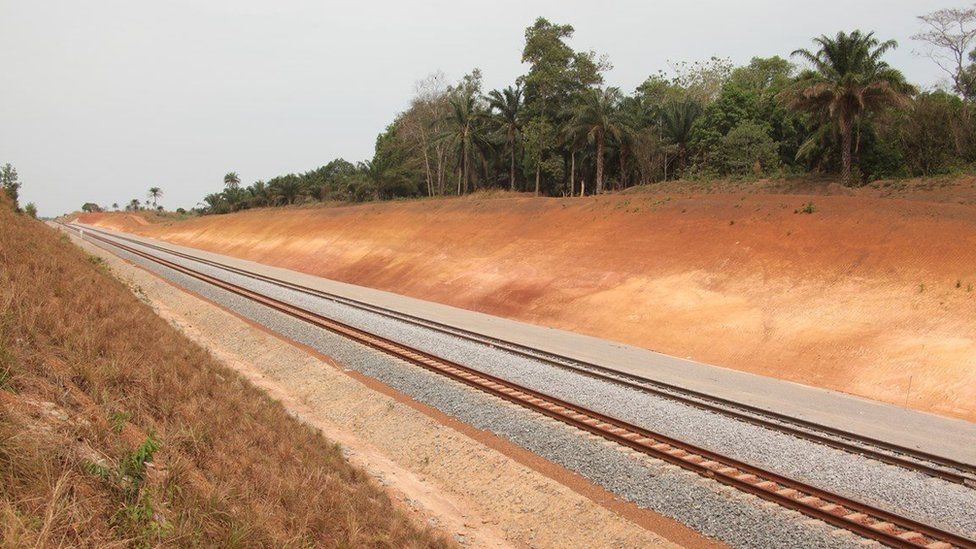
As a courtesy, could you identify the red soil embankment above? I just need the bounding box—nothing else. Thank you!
[76,188,976,421]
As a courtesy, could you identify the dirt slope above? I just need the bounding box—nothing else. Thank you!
[1,200,447,546]
[77,182,976,421]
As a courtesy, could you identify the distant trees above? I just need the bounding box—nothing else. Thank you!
[81,202,102,213]
[1,163,20,210]
[186,12,976,215]
[487,85,523,191]
[785,31,914,185]
[913,6,976,99]
[223,172,241,190]
[564,87,627,193]
[147,186,163,208]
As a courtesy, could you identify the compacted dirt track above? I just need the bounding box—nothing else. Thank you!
[77,181,976,421]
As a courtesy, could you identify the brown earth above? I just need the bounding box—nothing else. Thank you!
[75,177,976,421]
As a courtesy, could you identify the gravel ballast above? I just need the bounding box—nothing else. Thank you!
[85,231,976,545]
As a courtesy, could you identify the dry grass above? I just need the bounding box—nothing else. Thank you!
[0,197,450,547]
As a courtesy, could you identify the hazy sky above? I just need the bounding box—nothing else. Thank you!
[0,0,960,216]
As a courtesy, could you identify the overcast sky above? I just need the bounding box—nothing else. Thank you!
[0,0,960,216]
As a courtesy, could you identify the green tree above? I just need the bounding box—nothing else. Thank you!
[246,181,271,207]
[715,121,781,176]
[521,18,607,121]
[269,177,304,205]
[487,85,523,191]
[201,193,227,214]
[24,203,37,218]
[564,87,628,193]
[443,90,487,194]
[659,99,703,178]
[147,186,163,208]
[223,172,241,190]
[522,116,561,195]
[1,163,20,210]
[81,202,101,213]
[894,91,967,175]
[785,30,915,185]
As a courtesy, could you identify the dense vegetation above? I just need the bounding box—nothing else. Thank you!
[91,8,976,214]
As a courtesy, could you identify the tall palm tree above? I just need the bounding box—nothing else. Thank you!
[223,171,241,190]
[147,186,163,208]
[785,30,914,185]
[659,99,702,178]
[443,92,488,194]
[564,87,627,194]
[486,85,523,191]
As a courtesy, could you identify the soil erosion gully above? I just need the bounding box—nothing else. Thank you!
[65,223,976,549]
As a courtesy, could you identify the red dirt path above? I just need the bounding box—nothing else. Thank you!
[76,183,976,421]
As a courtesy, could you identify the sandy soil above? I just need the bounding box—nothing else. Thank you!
[69,231,706,548]
[76,178,976,421]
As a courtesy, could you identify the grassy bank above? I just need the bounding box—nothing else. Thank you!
[0,198,448,546]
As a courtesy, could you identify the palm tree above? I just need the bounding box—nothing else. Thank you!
[443,92,488,194]
[201,193,225,214]
[564,87,627,194]
[785,30,914,185]
[486,85,523,191]
[111,202,119,211]
[127,199,140,211]
[223,172,241,190]
[270,178,303,205]
[246,181,270,207]
[147,186,163,208]
[659,99,703,178]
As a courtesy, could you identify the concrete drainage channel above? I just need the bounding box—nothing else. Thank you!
[66,225,976,548]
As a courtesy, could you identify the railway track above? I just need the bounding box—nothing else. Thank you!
[63,222,976,549]
[65,223,976,487]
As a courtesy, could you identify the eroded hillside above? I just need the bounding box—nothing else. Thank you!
[77,180,976,420]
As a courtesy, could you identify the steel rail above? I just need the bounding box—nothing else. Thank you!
[67,224,976,549]
[65,222,976,486]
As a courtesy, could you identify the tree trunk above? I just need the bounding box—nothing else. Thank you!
[436,147,445,195]
[570,151,575,197]
[509,136,516,192]
[463,135,470,194]
[422,147,433,197]
[482,155,490,190]
[595,135,605,194]
[840,118,853,186]
[456,164,462,196]
[535,164,540,196]
[619,148,626,190]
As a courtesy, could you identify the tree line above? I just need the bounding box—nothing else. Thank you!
[161,9,976,214]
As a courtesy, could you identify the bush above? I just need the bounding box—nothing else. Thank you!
[715,121,780,176]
